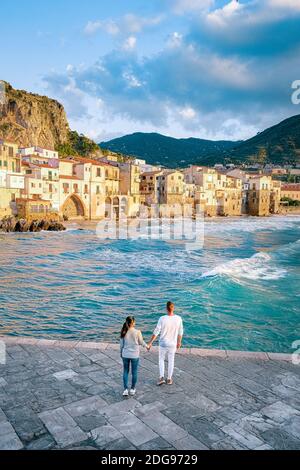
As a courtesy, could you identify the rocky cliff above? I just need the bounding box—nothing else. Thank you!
[0,81,100,157]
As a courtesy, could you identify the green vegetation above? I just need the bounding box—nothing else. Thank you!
[56,131,99,157]
[100,114,300,167]
[286,174,300,183]
[281,197,300,207]
[100,132,239,167]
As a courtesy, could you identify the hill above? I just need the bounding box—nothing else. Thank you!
[229,115,300,165]
[0,81,100,157]
[100,115,300,166]
[100,132,239,167]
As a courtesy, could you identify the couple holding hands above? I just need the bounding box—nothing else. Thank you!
[120,301,183,397]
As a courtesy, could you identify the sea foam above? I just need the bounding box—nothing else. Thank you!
[202,252,287,281]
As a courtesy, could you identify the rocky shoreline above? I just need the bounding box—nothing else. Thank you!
[0,216,66,233]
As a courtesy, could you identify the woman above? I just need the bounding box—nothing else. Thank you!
[120,316,147,397]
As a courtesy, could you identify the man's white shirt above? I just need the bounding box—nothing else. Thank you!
[153,315,183,349]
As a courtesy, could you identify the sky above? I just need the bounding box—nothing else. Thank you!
[1,0,300,142]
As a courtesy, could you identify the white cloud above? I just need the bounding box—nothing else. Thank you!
[122,14,163,34]
[173,0,214,14]
[84,21,102,35]
[84,14,162,38]
[179,106,197,119]
[84,20,119,36]
[122,36,137,50]
[268,0,300,11]
[206,0,244,27]
[122,70,143,88]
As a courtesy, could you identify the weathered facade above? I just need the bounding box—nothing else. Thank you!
[0,140,24,218]
[248,176,272,216]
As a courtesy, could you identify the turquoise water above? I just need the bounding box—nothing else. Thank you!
[0,216,299,353]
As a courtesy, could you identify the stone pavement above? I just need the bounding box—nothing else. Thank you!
[0,336,300,450]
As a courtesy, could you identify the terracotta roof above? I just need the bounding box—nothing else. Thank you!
[59,159,76,164]
[36,163,57,169]
[282,184,300,191]
[75,157,113,167]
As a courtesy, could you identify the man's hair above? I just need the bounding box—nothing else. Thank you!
[166,301,174,312]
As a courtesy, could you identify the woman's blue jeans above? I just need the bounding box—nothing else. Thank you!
[122,358,139,390]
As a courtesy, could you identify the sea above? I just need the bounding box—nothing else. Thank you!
[0,215,299,353]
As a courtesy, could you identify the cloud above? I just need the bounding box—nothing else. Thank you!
[188,0,300,58]
[43,0,300,141]
[122,13,163,34]
[206,0,243,27]
[122,36,137,51]
[173,0,214,15]
[268,0,300,11]
[179,106,197,120]
[84,20,120,36]
[83,14,163,38]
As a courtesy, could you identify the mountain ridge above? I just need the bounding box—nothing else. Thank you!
[101,115,300,167]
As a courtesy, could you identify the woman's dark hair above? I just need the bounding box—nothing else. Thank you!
[120,316,135,338]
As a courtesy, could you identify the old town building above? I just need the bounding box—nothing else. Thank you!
[0,139,289,221]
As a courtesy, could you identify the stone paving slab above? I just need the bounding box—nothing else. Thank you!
[109,412,159,447]
[0,336,299,450]
[0,421,23,450]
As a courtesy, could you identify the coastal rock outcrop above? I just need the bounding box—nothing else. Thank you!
[0,216,66,233]
[0,81,102,158]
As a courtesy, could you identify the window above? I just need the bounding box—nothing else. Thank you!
[84,184,89,194]
[63,183,69,194]
[96,186,100,195]
[49,184,53,193]
[97,168,101,177]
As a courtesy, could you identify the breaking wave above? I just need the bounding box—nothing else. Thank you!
[202,252,287,281]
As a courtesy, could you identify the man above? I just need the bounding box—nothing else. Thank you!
[148,301,183,386]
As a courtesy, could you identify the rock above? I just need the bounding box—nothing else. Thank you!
[0,81,101,156]
[0,217,66,233]
[0,216,17,232]
[38,220,50,231]
[29,220,42,232]
[14,219,29,232]
[47,221,66,232]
